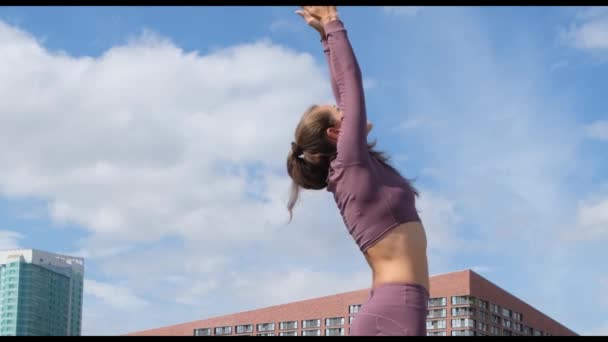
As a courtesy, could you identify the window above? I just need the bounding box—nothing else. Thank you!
[503,319,512,329]
[451,318,474,328]
[236,324,253,334]
[478,311,488,321]
[513,312,522,321]
[478,299,489,310]
[349,316,355,324]
[513,322,522,332]
[502,308,512,318]
[426,319,446,330]
[451,307,474,317]
[302,319,321,329]
[194,328,211,336]
[257,333,275,336]
[490,326,500,335]
[279,331,297,336]
[349,304,362,314]
[427,331,447,336]
[325,328,345,336]
[257,323,275,332]
[215,326,232,335]
[491,304,501,314]
[451,295,475,305]
[504,329,513,336]
[477,322,488,332]
[523,326,531,335]
[428,297,447,307]
[279,321,298,330]
[492,315,500,324]
[427,308,447,318]
[301,329,321,336]
[533,329,543,336]
[325,317,344,327]
[452,330,475,336]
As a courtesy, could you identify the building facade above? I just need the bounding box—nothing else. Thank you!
[128,269,576,336]
[0,249,84,336]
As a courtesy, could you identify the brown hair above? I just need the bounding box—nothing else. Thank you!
[286,105,418,221]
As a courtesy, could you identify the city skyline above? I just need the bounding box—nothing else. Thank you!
[0,6,606,335]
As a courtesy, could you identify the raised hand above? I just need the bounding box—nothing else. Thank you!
[301,6,338,26]
[295,8,325,37]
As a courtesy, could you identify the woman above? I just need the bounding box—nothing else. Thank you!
[287,6,430,336]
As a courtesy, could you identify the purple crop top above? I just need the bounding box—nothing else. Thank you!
[321,20,421,253]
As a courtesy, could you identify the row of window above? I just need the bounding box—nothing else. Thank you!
[226,327,546,336]
[195,317,352,336]
[429,328,549,337]
[426,319,475,330]
[428,296,523,322]
[426,319,546,336]
[427,307,520,327]
[194,328,346,337]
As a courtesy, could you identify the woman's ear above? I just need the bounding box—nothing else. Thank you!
[326,127,340,144]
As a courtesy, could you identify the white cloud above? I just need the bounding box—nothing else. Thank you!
[0,230,22,250]
[587,120,608,141]
[563,7,608,50]
[0,19,330,250]
[0,19,344,334]
[563,197,608,241]
[383,6,424,17]
[84,279,149,310]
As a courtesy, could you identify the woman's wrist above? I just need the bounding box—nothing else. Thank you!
[320,14,339,26]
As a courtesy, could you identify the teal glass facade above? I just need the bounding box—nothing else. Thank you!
[0,252,83,336]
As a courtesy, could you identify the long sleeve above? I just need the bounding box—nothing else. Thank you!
[324,20,368,164]
[321,37,342,110]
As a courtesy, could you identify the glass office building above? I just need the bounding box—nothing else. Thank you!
[0,249,84,336]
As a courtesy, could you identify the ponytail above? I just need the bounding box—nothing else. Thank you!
[286,143,331,222]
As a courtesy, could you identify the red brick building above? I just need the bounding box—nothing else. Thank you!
[128,269,577,336]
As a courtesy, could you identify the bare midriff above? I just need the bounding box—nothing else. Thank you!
[364,221,429,291]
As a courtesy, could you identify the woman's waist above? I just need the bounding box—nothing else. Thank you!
[364,222,429,289]
[365,222,427,259]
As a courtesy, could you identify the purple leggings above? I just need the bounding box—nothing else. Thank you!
[350,283,429,336]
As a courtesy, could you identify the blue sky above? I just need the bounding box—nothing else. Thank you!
[0,6,607,336]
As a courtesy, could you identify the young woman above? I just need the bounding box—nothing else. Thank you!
[287,6,430,336]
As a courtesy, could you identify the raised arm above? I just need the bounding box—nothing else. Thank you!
[321,37,343,110]
[323,19,368,164]
[298,6,368,164]
[297,7,342,108]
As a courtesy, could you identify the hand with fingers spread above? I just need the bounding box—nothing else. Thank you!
[295,8,325,38]
[295,6,339,37]
[301,6,338,25]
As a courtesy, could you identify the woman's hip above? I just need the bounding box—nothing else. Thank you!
[350,282,428,336]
